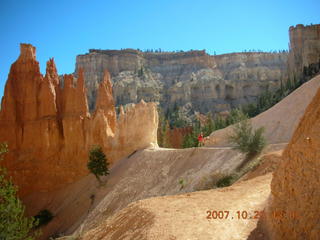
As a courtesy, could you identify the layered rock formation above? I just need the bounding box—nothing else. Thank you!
[264,79,320,239]
[288,24,320,79]
[74,24,320,116]
[75,49,288,113]
[0,44,158,197]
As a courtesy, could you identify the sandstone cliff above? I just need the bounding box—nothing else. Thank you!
[264,77,320,239]
[75,49,288,113]
[0,44,158,197]
[287,24,320,80]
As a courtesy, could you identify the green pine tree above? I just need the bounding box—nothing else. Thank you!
[228,119,266,156]
[87,146,110,183]
[202,113,215,136]
[163,120,172,148]
[213,115,226,130]
[157,108,166,147]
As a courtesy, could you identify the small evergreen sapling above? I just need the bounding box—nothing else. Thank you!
[87,146,110,183]
[228,119,266,156]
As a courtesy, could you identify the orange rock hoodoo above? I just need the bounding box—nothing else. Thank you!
[0,44,158,197]
[265,83,320,239]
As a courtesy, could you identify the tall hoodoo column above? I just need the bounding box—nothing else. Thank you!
[0,43,159,197]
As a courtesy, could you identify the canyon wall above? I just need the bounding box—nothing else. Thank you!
[75,50,288,113]
[0,44,158,197]
[74,24,320,116]
[264,79,320,239]
[288,24,320,80]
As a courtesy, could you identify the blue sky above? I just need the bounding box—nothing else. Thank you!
[0,0,319,97]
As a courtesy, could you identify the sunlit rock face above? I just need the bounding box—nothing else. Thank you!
[0,44,158,197]
[287,24,320,79]
[265,82,320,240]
[75,49,288,113]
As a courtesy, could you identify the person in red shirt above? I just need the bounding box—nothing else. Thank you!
[198,132,204,147]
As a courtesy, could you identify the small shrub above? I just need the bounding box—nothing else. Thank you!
[196,154,264,190]
[216,175,235,188]
[228,119,266,156]
[248,127,266,154]
[195,172,227,191]
[34,209,53,227]
[87,145,110,183]
[226,108,248,125]
[179,179,185,190]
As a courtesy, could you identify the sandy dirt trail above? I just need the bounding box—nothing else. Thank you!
[82,174,273,240]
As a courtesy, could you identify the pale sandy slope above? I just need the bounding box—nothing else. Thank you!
[205,75,320,147]
[33,147,248,238]
[29,146,283,239]
[79,149,283,240]
[81,173,273,240]
[75,147,248,235]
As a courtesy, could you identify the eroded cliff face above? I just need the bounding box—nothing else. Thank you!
[288,24,320,79]
[265,83,320,239]
[75,49,288,113]
[0,44,158,197]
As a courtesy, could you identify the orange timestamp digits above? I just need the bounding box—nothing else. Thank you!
[206,210,230,219]
[271,210,299,220]
[206,210,299,220]
[206,210,264,220]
